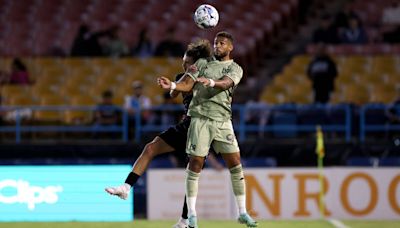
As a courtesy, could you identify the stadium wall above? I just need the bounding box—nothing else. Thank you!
[148,168,400,220]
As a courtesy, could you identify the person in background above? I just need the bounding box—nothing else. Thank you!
[132,28,154,58]
[94,90,121,126]
[339,17,368,44]
[312,14,338,44]
[103,26,129,57]
[70,24,109,57]
[307,43,338,104]
[8,58,31,85]
[154,27,185,57]
[124,81,152,138]
[93,90,121,139]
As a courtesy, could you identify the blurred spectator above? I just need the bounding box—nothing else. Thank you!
[382,2,400,26]
[383,26,400,43]
[339,17,368,44]
[154,27,185,57]
[93,90,121,139]
[94,90,121,126]
[70,24,109,57]
[382,2,400,43]
[5,58,31,85]
[103,26,129,57]
[132,28,154,58]
[307,43,338,104]
[386,85,400,124]
[334,3,360,31]
[124,81,152,138]
[312,14,338,44]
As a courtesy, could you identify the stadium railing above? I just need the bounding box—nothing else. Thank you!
[359,104,400,142]
[0,103,356,143]
[0,105,129,143]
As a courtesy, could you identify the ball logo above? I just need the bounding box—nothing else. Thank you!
[0,179,63,210]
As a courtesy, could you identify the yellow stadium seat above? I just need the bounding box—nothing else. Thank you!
[342,85,369,105]
[64,96,97,124]
[7,95,38,106]
[34,96,66,121]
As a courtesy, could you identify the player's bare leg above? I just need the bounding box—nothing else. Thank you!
[105,136,174,199]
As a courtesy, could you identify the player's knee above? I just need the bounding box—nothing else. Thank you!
[222,153,241,168]
[188,156,204,172]
[143,142,157,158]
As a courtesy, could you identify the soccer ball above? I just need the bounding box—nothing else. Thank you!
[193,4,219,29]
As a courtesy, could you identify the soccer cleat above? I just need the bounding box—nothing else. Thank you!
[188,215,198,228]
[105,183,130,200]
[172,218,188,228]
[238,213,258,227]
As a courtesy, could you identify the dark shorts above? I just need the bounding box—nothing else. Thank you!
[158,117,190,152]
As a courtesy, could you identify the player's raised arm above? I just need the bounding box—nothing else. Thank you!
[157,74,195,92]
[196,75,234,90]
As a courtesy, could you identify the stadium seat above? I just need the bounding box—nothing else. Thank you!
[297,104,328,125]
[346,157,378,166]
[379,157,400,167]
[270,104,298,138]
[242,157,277,167]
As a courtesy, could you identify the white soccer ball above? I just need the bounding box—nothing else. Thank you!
[193,4,219,29]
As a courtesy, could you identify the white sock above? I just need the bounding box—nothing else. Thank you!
[122,183,131,191]
[236,195,247,215]
[187,196,197,217]
[179,217,188,224]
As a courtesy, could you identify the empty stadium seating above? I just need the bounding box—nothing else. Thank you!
[261,54,400,105]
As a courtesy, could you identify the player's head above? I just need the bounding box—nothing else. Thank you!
[101,90,113,104]
[132,80,143,96]
[182,39,212,71]
[214,31,234,60]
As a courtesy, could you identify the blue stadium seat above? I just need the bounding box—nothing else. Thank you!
[364,103,387,125]
[242,157,277,167]
[327,104,349,125]
[346,157,378,166]
[270,104,297,138]
[297,104,328,125]
[379,157,400,166]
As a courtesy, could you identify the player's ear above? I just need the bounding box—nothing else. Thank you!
[228,42,233,52]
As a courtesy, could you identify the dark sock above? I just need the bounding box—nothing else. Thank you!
[181,195,188,219]
[124,172,140,186]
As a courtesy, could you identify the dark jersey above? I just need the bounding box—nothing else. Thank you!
[175,73,193,117]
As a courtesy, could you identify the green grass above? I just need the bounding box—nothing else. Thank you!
[0,220,399,228]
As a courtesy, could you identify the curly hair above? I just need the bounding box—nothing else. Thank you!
[185,39,212,61]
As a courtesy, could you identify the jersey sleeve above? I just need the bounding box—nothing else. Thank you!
[224,63,243,86]
[186,58,208,81]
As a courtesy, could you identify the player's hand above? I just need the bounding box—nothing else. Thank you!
[157,76,171,90]
[196,77,211,86]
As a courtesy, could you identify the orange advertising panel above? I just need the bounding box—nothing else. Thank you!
[148,168,400,220]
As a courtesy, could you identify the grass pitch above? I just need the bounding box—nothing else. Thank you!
[0,220,399,228]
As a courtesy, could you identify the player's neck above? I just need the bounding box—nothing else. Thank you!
[215,55,231,61]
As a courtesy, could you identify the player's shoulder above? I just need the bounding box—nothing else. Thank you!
[229,61,243,73]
